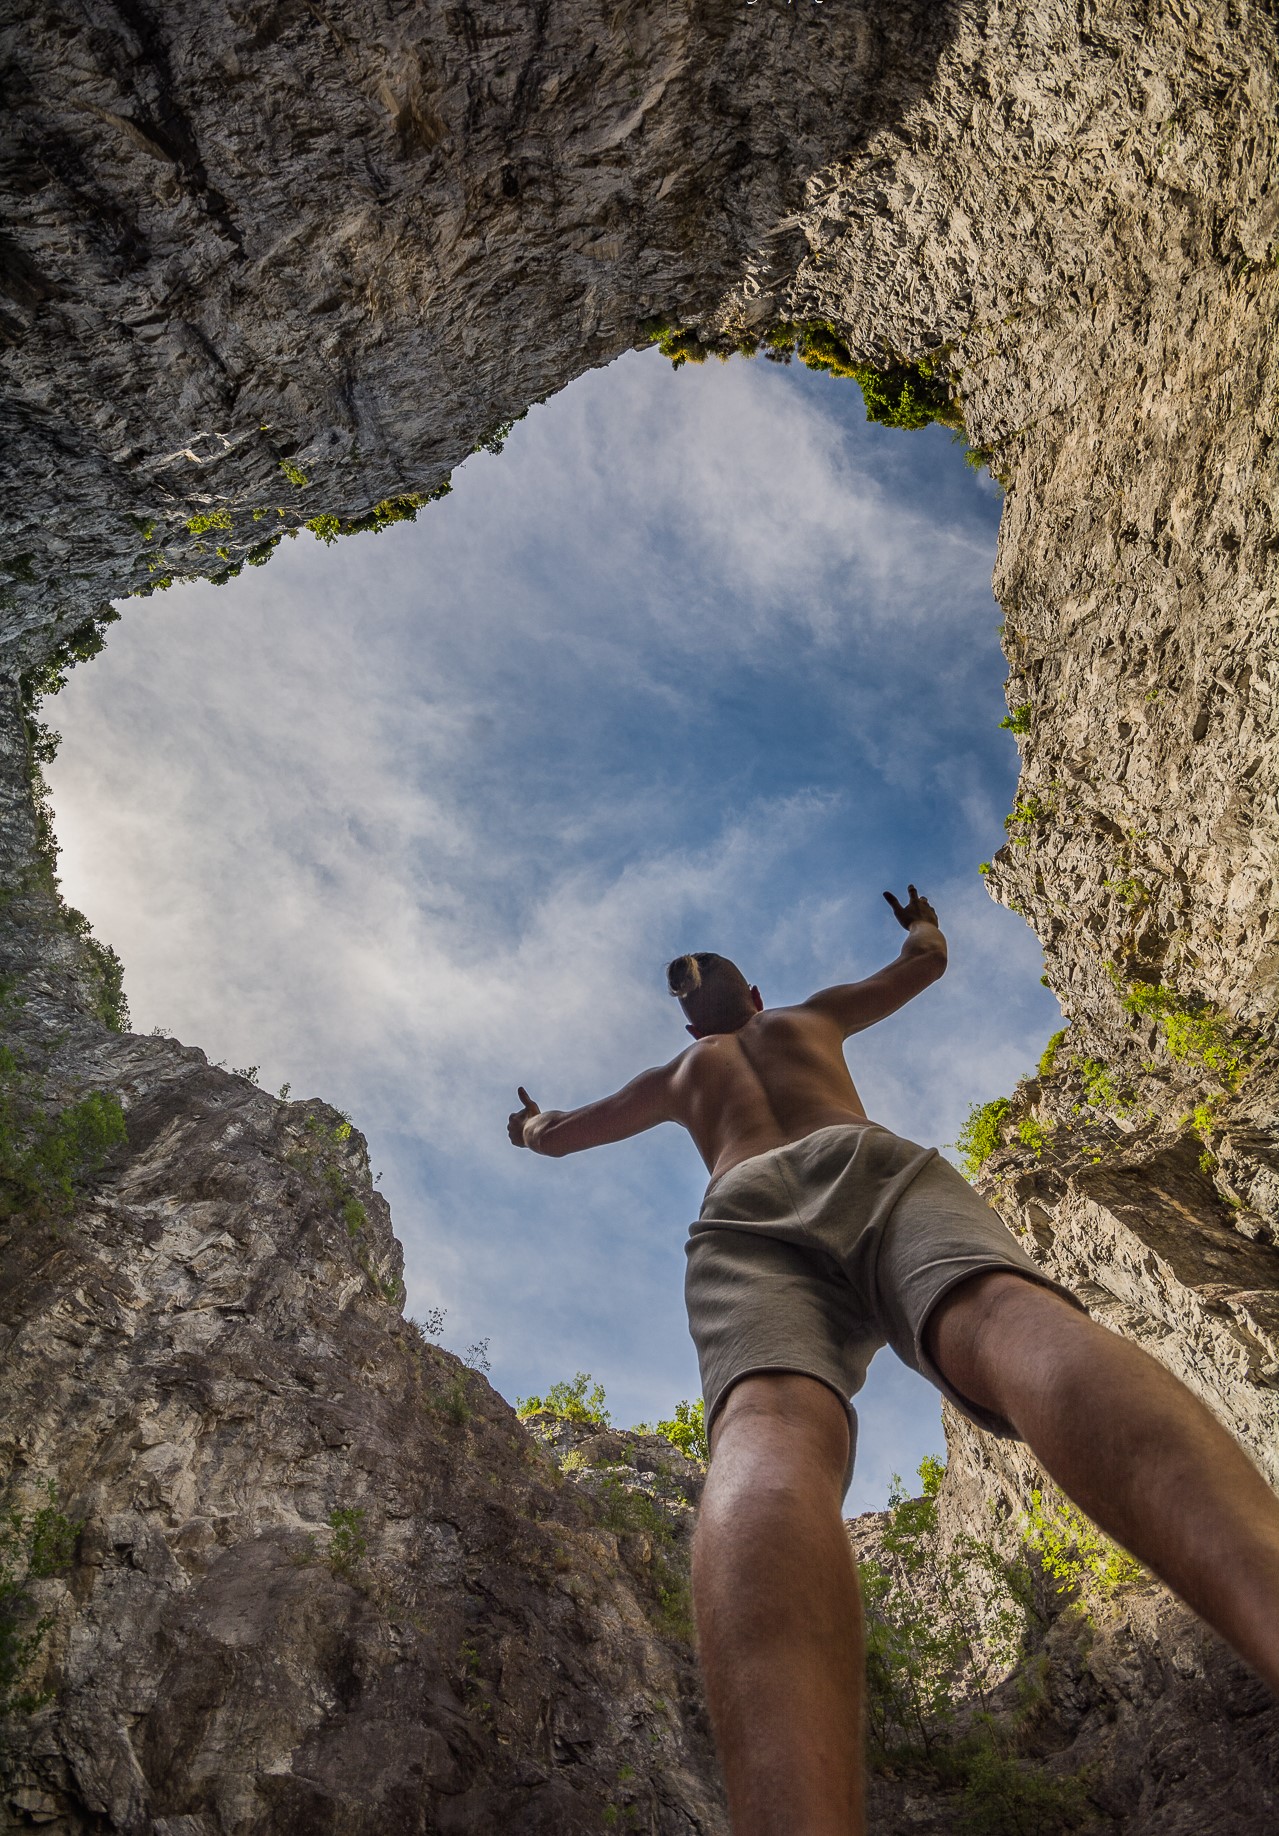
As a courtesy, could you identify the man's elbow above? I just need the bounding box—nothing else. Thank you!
[920,946,948,985]
[535,1132,572,1158]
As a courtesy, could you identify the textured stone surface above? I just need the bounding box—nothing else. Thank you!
[0,0,952,653]
[0,1053,726,1832]
[852,1489,1279,1835]
[2,0,1279,1827]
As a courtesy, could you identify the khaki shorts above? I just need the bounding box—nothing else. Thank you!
[684,1121,1085,1496]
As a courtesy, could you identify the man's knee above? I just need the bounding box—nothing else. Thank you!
[710,1373,850,1493]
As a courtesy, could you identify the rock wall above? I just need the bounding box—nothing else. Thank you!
[2,0,1278,1828]
[848,1500,1279,1835]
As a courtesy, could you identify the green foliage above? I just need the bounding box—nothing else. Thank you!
[1037,1029,1067,1078]
[643,316,963,433]
[304,513,342,545]
[17,689,131,1031]
[61,904,130,1031]
[0,1045,127,1220]
[862,1460,1031,1765]
[472,410,526,457]
[1071,1057,1126,1114]
[1102,874,1148,909]
[1022,1488,1142,1599]
[185,508,232,535]
[999,703,1032,736]
[327,1506,367,1579]
[977,861,993,876]
[1121,982,1249,1091]
[290,1112,374,1246]
[1184,1099,1220,1172]
[643,319,714,367]
[654,1398,707,1462]
[1,1481,81,1716]
[517,1371,611,1426]
[861,1462,1089,1832]
[278,458,309,487]
[954,1723,1089,1835]
[954,1097,1012,1180]
[344,484,452,536]
[1016,1116,1051,1158]
[18,611,119,705]
[1004,790,1057,847]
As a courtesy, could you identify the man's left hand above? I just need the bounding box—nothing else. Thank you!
[884,884,938,929]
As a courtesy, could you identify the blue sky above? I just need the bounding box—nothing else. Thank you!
[46,348,1060,1510]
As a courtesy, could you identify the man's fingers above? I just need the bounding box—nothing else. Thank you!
[517,1086,533,1109]
[907,884,919,903]
[883,889,902,912]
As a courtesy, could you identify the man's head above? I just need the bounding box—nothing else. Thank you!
[666,952,763,1038]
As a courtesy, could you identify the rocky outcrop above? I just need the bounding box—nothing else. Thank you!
[0,0,955,656]
[0,1047,725,1832]
[3,0,1279,1827]
[849,1498,1279,1836]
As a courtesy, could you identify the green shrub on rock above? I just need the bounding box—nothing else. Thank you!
[0,1047,127,1220]
[1121,981,1249,1091]
[0,1482,82,1716]
[954,1097,1012,1181]
[654,1398,707,1462]
[643,317,964,434]
[516,1372,611,1426]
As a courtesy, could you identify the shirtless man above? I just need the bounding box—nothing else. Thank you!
[509,888,1279,1836]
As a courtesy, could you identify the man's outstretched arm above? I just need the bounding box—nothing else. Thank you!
[508,1063,676,1158]
[802,885,947,1038]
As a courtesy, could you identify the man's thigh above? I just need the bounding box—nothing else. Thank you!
[870,1154,1087,1437]
[923,1269,1092,1427]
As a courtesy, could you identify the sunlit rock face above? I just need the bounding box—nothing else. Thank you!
[2,0,1278,1829]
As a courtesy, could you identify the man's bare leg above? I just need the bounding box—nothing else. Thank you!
[926,1271,1279,1692]
[693,1374,863,1836]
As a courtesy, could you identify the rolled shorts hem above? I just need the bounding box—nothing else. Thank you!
[706,1362,860,1499]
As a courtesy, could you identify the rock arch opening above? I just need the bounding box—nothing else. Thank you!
[2,1,1277,1826]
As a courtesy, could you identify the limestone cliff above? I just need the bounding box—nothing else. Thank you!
[2,0,1278,1829]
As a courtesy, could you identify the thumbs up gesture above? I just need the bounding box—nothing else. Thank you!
[508,1087,540,1147]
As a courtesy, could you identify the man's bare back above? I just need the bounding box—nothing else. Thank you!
[508,887,946,1182]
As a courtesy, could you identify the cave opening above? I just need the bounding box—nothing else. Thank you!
[41,346,1061,1510]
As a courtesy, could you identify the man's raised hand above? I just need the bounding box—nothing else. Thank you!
[508,1086,540,1147]
[883,884,939,930]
